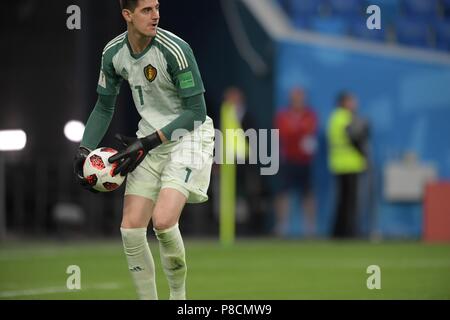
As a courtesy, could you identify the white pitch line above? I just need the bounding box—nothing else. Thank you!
[0,283,121,298]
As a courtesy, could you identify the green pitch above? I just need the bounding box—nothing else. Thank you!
[1,240,449,300]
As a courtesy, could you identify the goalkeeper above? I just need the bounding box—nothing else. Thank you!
[72,0,215,300]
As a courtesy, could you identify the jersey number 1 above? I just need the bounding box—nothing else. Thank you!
[185,168,192,183]
[135,86,144,106]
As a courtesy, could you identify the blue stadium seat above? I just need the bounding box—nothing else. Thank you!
[402,0,439,20]
[292,16,311,30]
[310,16,349,36]
[395,17,431,48]
[434,20,450,51]
[365,0,401,26]
[290,0,323,17]
[276,0,290,14]
[442,0,450,16]
[328,0,364,18]
[350,17,388,42]
[278,0,323,31]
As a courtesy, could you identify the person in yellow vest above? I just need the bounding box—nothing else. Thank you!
[327,91,369,238]
[219,87,254,242]
[221,87,250,162]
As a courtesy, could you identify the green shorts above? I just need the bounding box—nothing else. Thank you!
[125,121,215,204]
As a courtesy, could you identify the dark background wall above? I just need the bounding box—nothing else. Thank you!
[0,0,274,157]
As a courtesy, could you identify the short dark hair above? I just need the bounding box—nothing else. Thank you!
[336,91,353,107]
[120,0,139,11]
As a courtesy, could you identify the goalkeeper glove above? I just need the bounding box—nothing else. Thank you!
[73,147,99,194]
[108,133,162,176]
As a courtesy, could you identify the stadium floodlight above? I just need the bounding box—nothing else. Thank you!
[64,120,85,143]
[0,130,27,151]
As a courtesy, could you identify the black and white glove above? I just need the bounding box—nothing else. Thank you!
[73,146,98,193]
[108,133,162,176]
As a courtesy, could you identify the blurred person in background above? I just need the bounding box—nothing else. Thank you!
[274,87,318,238]
[222,87,255,140]
[327,91,369,239]
[220,87,264,234]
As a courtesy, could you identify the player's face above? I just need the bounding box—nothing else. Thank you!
[290,88,305,109]
[344,96,358,112]
[128,0,160,38]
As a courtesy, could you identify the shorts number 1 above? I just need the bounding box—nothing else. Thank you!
[185,168,192,183]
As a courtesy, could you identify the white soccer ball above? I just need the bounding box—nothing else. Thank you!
[83,147,125,193]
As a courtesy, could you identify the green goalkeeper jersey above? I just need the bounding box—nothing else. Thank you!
[93,28,214,154]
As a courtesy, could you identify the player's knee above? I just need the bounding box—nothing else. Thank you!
[121,217,145,229]
[152,218,177,232]
[121,195,153,229]
[121,210,149,229]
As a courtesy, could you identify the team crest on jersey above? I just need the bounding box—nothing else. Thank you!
[144,64,157,82]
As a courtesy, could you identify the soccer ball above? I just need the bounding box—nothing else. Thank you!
[83,148,125,192]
